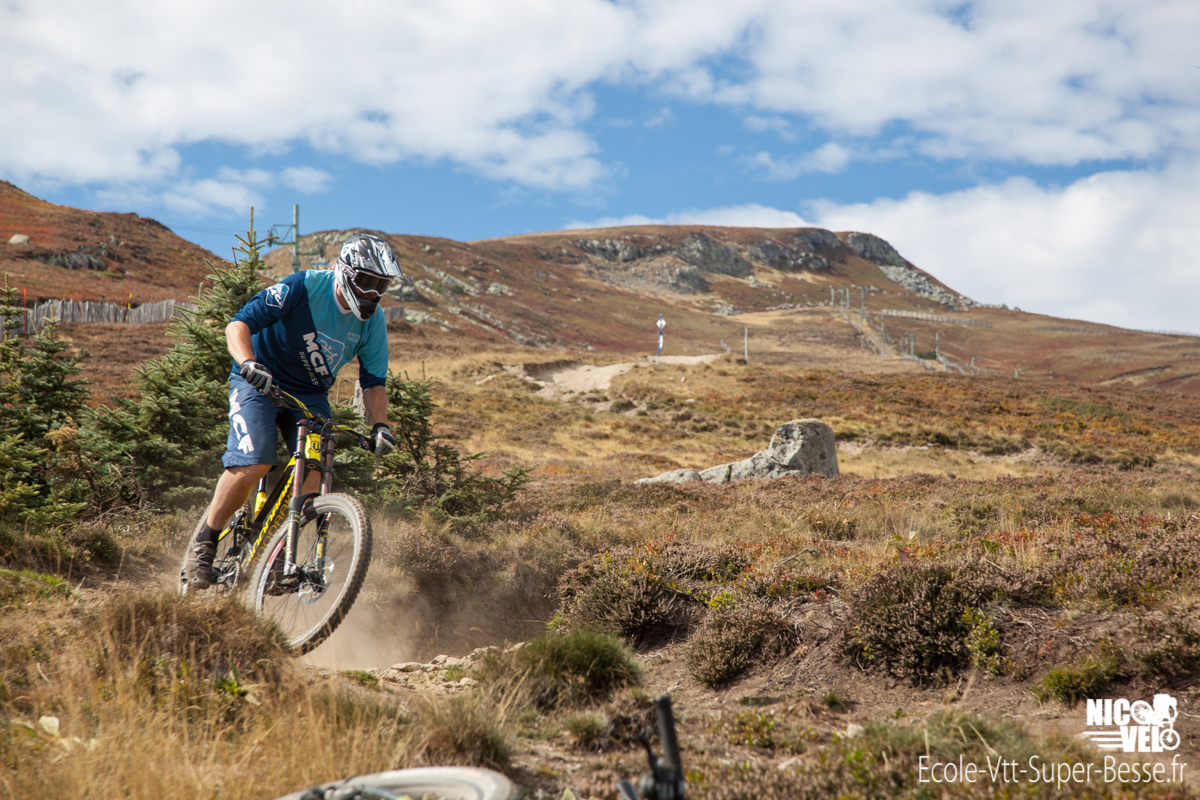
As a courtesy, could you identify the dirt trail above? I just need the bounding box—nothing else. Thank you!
[514,354,722,400]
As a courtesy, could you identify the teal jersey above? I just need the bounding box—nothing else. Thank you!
[231,270,389,394]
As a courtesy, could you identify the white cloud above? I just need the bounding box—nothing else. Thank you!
[808,159,1200,332]
[567,160,1200,333]
[711,0,1200,165]
[748,143,852,179]
[280,166,333,194]
[96,164,332,217]
[5,0,1194,202]
[565,203,809,231]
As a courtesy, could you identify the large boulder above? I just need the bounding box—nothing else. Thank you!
[637,419,838,484]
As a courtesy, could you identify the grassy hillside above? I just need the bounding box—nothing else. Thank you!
[6,336,1200,798]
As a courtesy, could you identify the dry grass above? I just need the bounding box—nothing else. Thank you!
[0,589,520,799]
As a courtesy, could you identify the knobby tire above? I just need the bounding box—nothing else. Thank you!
[250,492,371,653]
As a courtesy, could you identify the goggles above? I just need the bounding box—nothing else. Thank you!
[348,269,392,296]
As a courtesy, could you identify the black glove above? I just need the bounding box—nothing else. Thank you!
[239,359,274,393]
[372,423,397,457]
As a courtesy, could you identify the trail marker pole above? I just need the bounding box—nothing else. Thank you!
[657,314,665,356]
[744,327,748,365]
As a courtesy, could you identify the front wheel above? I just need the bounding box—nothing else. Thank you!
[250,493,372,653]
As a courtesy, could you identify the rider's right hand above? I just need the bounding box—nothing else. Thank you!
[239,359,274,393]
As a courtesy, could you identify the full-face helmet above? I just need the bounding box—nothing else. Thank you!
[334,234,403,320]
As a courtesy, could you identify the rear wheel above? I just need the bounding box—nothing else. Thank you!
[178,501,252,596]
[250,493,371,653]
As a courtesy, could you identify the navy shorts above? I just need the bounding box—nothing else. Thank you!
[222,374,331,468]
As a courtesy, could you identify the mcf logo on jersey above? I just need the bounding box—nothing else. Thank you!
[1080,694,1179,753]
[302,331,344,378]
[265,283,289,309]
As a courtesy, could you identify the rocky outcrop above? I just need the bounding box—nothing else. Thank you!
[845,232,909,268]
[658,265,710,294]
[680,233,753,277]
[876,264,977,309]
[845,232,977,309]
[637,419,838,484]
[576,238,646,263]
[754,240,831,273]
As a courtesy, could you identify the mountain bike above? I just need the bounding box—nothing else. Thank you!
[178,388,374,653]
[269,695,684,800]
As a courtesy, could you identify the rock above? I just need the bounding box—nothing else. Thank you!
[844,723,865,739]
[657,265,709,294]
[393,662,424,673]
[576,238,643,263]
[754,239,833,273]
[636,468,702,485]
[431,654,448,665]
[649,419,838,484]
[680,233,752,277]
[768,419,838,475]
[845,232,908,267]
[8,234,30,245]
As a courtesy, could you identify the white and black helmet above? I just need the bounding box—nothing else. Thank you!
[335,234,403,320]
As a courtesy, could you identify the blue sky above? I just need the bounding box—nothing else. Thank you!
[4,0,1199,331]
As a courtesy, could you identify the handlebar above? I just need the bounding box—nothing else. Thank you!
[616,695,686,800]
[265,388,374,453]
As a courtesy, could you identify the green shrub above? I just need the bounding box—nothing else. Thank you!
[375,374,530,522]
[686,604,797,687]
[962,608,1010,676]
[565,712,608,750]
[0,569,71,610]
[407,693,511,771]
[478,630,641,711]
[1032,643,1125,706]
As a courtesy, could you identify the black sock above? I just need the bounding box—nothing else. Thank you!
[195,522,220,546]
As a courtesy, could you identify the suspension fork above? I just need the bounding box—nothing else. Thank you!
[314,430,337,560]
[283,425,324,572]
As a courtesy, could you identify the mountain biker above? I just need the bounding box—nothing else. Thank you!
[184,233,403,589]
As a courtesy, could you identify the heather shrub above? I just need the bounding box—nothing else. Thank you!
[557,540,745,647]
[477,630,641,711]
[845,562,1038,684]
[1136,617,1200,679]
[739,566,837,601]
[1045,529,1200,607]
[686,603,798,687]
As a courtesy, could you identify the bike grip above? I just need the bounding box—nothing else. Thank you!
[654,694,682,775]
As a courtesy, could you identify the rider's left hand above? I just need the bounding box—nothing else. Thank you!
[371,423,397,457]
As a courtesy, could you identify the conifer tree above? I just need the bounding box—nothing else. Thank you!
[86,215,270,508]
[0,277,89,526]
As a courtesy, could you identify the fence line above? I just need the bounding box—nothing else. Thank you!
[880,309,992,328]
[12,298,198,335]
